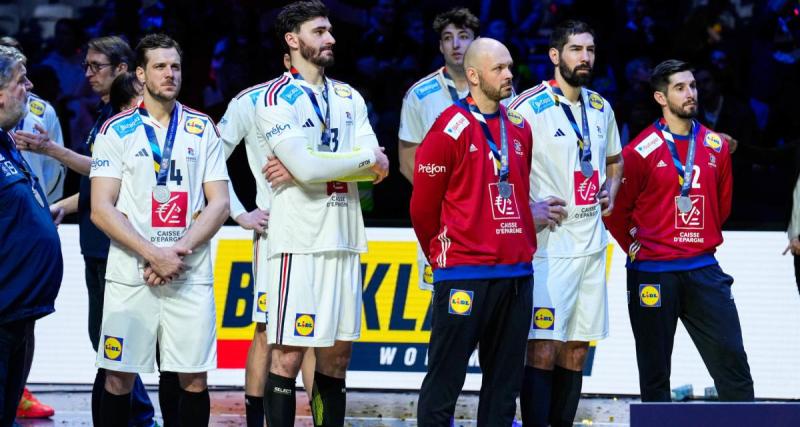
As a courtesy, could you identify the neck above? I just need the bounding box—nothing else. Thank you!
[554,72,582,103]
[290,55,325,85]
[143,92,175,126]
[663,111,692,136]
[469,90,499,115]
[100,93,110,104]
[445,65,468,91]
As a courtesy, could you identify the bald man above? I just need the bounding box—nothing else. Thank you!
[410,38,537,425]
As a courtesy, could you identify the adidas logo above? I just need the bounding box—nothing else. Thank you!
[134,148,148,157]
[469,144,478,153]
[657,160,668,168]
[302,118,314,128]
[554,128,566,137]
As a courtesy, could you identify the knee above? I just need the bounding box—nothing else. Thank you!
[528,341,558,369]
[105,371,136,394]
[270,346,304,377]
[178,372,208,392]
[558,343,590,371]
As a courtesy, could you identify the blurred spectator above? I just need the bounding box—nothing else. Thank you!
[616,57,659,145]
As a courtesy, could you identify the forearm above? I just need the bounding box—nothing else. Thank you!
[177,188,230,251]
[91,202,157,261]
[399,140,416,184]
[273,139,375,183]
[228,180,247,220]
[790,177,800,238]
[47,143,91,176]
[606,155,623,200]
[55,192,79,215]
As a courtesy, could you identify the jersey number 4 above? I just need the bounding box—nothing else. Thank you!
[169,159,183,185]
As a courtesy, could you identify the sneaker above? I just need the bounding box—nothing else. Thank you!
[16,388,55,418]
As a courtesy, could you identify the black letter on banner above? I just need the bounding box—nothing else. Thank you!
[361,263,388,330]
[389,264,415,331]
[222,261,254,327]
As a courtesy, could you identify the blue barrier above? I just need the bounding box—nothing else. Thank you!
[630,402,800,427]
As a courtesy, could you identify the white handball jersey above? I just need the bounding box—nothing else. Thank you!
[91,102,229,285]
[254,72,376,256]
[509,81,622,258]
[18,93,65,203]
[219,82,274,213]
[399,67,515,144]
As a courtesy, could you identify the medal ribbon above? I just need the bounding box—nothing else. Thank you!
[550,81,592,169]
[290,66,331,145]
[464,96,509,183]
[139,102,180,185]
[655,119,696,197]
[441,67,461,102]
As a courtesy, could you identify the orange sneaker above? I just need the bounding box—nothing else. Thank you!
[16,388,55,419]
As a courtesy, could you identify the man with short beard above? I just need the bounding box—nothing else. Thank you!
[509,20,623,427]
[255,2,389,426]
[411,37,535,425]
[604,59,754,402]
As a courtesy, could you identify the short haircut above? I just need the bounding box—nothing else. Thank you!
[274,1,329,53]
[549,20,595,52]
[135,34,182,69]
[0,45,25,89]
[433,7,480,37]
[87,36,134,69]
[0,37,21,51]
[650,59,693,93]
[109,71,141,111]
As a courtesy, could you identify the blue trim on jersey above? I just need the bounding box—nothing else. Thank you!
[433,262,533,283]
[626,253,717,272]
[508,84,546,110]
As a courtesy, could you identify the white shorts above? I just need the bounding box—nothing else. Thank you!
[252,232,268,324]
[266,252,361,347]
[96,281,217,373]
[528,251,608,342]
[416,242,434,291]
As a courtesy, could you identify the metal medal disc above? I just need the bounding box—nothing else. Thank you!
[580,160,594,178]
[153,185,171,204]
[677,196,692,213]
[498,181,512,199]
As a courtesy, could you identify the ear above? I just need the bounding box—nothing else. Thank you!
[439,39,445,56]
[285,32,299,50]
[548,47,559,66]
[136,66,145,83]
[116,62,128,74]
[653,90,667,108]
[465,66,479,86]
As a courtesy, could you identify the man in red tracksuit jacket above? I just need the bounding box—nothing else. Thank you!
[604,59,754,402]
[410,38,536,426]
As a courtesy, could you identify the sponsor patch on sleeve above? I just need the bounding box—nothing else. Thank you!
[703,132,722,152]
[588,92,604,111]
[280,85,303,105]
[334,84,352,98]
[184,116,207,136]
[507,109,525,128]
[29,100,46,117]
[414,79,442,100]
[443,112,470,140]
[529,93,555,114]
[249,90,263,106]
[635,133,663,158]
[111,114,142,138]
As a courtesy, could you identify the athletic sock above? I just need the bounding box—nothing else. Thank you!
[178,388,210,426]
[158,371,181,427]
[549,366,583,427]
[264,372,296,427]
[100,390,131,427]
[310,371,346,427]
[245,394,265,427]
[520,366,553,427]
[91,368,105,426]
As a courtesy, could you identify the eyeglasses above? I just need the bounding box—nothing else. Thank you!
[82,61,113,73]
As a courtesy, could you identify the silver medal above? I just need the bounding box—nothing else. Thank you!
[677,196,692,213]
[498,181,512,199]
[153,185,171,204]
[580,160,594,178]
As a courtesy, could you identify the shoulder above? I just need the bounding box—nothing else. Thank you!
[233,80,274,108]
[404,69,443,101]
[430,103,472,141]
[181,105,220,138]
[27,93,51,119]
[99,108,140,138]
[328,78,357,101]
[698,125,726,154]
[508,82,554,116]
[258,74,297,107]
[626,124,662,159]
[584,89,614,115]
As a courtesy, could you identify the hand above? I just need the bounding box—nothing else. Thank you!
[783,237,800,256]
[144,246,191,286]
[719,132,738,154]
[531,196,568,232]
[262,155,294,187]
[597,188,613,216]
[50,205,65,226]
[13,124,52,154]
[235,208,269,234]
[371,147,389,184]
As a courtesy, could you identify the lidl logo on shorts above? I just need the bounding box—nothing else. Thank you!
[448,289,473,315]
[103,335,123,361]
[184,117,206,136]
[533,307,555,330]
[29,100,45,117]
[280,85,303,105]
[294,313,315,337]
[334,85,352,98]
[639,284,661,307]
[507,109,525,128]
[257,292,267,314]
[422,264,433,285]
[588,92,604,111]
[530,93,554,114]
[704,132,722,152]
